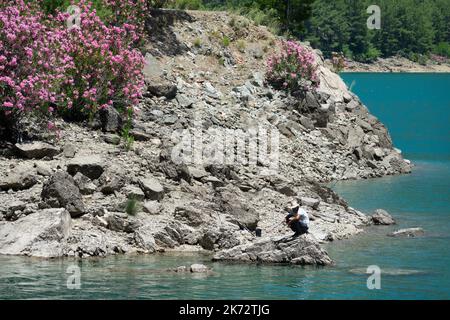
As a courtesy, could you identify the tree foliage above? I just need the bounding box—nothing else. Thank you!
[302,0,450,61]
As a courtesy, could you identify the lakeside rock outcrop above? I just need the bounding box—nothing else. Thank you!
[0,10,412,265]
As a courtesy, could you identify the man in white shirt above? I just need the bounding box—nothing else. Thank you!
[285,202,310,237]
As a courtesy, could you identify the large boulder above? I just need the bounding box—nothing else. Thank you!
[371,209,396,225]
[67,155,104,180]
[41,172,85,217]
[213,235,333,266]
[14,142,60,159]
[0,208,71,258]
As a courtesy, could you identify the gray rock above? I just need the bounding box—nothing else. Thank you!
[174,205,209,227]
[1,200,27,221]
[388,228,424,238]
[73,172,96,195]
[371,209,396,225]
[41,171,85,218]
[14,142,60,159]
[123,185,146,201]
[300,197,320,210]
[99,107,122,133]
[103,134,121,145]
[202,176,225,188]
[104,212,142,233]
[204,81,221,99]
[0,208,71,257]
[134,227,157,252]
[276,185,296,196]
[63,144,76,158]
[139,176,164,200]
[0,165,38,191]
[163,115,178,125]
[93,215,108,228]
[190,264,210,273]
[346,99,360,111]
[299,116,315,131]
[67,155,104,180]
[219,187,259,230]
[130,129,151,142]
[199,229,220,250]
[99,172,125,195]
[250,46,264,59]
[213,235,333,266]
[36,163,53,176]
[143,201,161,215]
[176,94,194,108]
[147,83,177,99]
[188,166,209,180]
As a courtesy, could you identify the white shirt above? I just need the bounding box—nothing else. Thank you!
[298,208,310,228]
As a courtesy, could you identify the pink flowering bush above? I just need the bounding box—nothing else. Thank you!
[0,1,72,137]
[56,1,145,117]
[266,40,320,93]
[0,0,145,140]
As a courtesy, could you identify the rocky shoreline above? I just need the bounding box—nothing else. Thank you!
[0,10,412,265]
[337,56,450,73]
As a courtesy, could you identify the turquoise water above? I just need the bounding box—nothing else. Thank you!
[342,73,450,160]
[0,73,449,300]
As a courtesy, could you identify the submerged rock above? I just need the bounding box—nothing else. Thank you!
[349,268,426,276]
[213,235,333,266]
[388,228,425,238]
[190,264,210,273]
[0,208,71,258]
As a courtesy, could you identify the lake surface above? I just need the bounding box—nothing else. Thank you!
[0,73,449,300]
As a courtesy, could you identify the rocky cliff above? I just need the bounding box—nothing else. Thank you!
[0,10,411,264]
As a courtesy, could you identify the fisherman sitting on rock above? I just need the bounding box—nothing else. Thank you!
[285,201,310,237]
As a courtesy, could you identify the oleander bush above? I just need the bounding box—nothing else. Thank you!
[0,0,145,141]
[266,40,320,93]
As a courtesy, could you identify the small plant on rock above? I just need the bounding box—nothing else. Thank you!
[125,197,141,216]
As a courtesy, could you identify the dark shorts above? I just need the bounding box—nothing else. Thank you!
[290,221,309,236]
